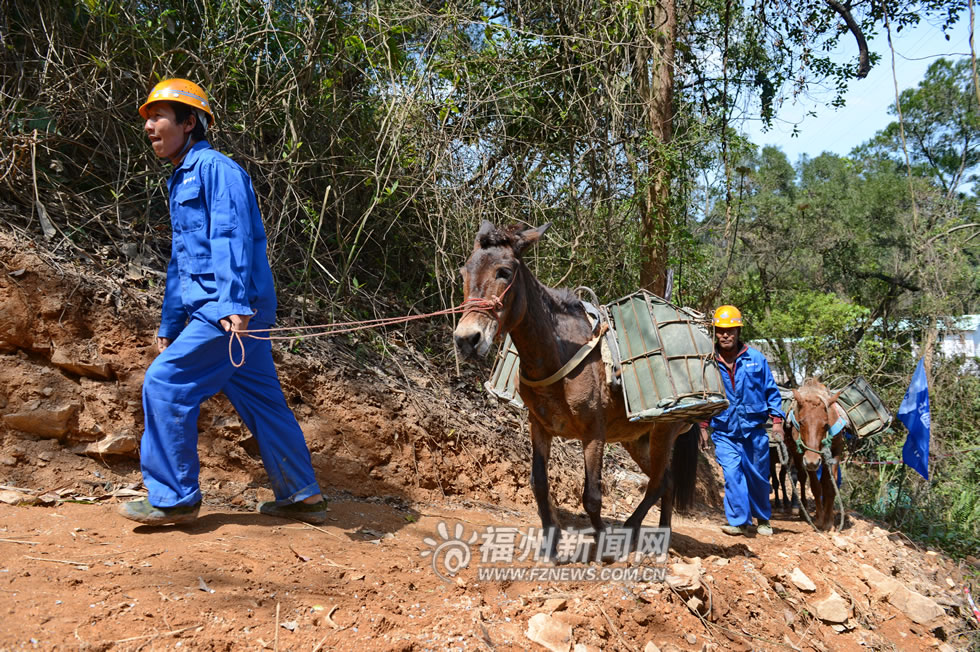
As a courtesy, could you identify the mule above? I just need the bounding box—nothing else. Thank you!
[768,430,799,512]
[788,378,846,530]
[453,221,698,559]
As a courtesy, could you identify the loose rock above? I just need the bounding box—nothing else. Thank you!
[3,403,78,438]
[860,564,945,624]
[50,348,114,380]
[789,567,816,592]
[73,431,139,457]
[666,561,702,597]
[813,591,851,623]
[525,612,572,652]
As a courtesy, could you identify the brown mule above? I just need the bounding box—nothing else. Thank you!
[454,222,698,559]
[789,378,846,530]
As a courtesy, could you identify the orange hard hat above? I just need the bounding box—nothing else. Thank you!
[139,78,214,123]
[713,305,743,328]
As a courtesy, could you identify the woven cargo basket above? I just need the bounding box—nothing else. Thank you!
[485,290,729,423]
[836,376,892,437]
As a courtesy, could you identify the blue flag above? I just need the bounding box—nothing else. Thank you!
[898,358,931,480]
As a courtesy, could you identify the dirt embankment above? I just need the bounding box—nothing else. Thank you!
[0,229,977,651]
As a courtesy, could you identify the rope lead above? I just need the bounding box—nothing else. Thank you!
[222,288,510,367]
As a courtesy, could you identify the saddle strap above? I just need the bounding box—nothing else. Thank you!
[520,323,609,388]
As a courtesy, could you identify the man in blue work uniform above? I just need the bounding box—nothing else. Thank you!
[699,305,784,536]
[119,78,326,525]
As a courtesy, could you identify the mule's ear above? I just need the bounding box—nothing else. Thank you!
[792,388,802,404]
[514,222,551,256]
[830,390,843,404]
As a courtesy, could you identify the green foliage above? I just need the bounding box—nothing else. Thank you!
[753,291,868,380]
[844,359,980,558]
[760,292,868,341]
[855,58,980,196]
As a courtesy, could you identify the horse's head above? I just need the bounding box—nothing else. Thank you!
[791,379,843,471]
[453,220,549,358]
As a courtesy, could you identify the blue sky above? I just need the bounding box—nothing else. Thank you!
[741,16,974,164]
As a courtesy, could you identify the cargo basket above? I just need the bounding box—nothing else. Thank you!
[484,334,524,412]
[607,290,728,422]
[836,376,892,437]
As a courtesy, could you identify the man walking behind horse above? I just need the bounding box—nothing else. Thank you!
[118,78,326,526]
[699,305,785,536]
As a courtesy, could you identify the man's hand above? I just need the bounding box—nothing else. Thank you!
[772,420,786,441]
[699,426,711,450]
[156,337,172,353]
[220,313,252,333]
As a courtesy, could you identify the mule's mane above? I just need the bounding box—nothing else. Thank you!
[547,287,585,315]
[797,378,832,410]
[477,224,522,250]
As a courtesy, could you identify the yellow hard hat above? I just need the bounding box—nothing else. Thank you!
[713,305,743,328]
[139,78,214,123]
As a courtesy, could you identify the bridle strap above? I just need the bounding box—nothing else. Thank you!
[791,398,841,456]
[461,270,518,326]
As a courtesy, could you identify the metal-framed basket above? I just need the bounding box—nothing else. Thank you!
[836,376,892,437]
[485,290,729,423]
[606,290,728,422]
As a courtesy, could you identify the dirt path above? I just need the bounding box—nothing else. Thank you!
[0,230,976,650]
[0,493,971,651]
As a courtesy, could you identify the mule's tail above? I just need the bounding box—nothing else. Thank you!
[671,424,699,512]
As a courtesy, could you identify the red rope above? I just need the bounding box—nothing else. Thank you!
[966,586,980,625]
[228,285,511,368]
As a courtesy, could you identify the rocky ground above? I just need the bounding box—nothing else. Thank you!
[1,229,978,651]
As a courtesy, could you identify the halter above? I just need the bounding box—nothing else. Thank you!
[789,396,844,459]
[460,268,518,331]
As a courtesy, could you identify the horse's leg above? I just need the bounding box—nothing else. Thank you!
[622,434,659,525]
[581,434,605,535]
[823,463,838,530]
[529,422,560,559]
[820,464,834,530]
[658,470,675,529]
[769,450,781,510]
[790,463,801,511]
[790,443,807,518]
[778,463,789,512]
[809,468,828,529]
[623,429,675,533]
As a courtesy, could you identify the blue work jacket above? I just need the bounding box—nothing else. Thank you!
[708,344,785,437]
[159,142,277,339]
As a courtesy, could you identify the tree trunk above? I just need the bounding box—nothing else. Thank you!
[637,0,676,297]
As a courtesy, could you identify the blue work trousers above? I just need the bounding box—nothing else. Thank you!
[712,427,772,526]
[140,314,320,508]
